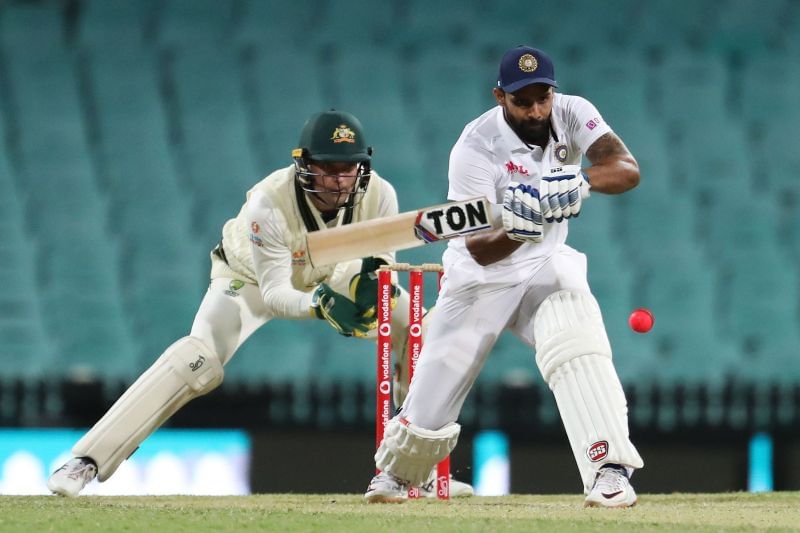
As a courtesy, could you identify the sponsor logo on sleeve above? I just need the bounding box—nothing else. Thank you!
[585,117,601,130]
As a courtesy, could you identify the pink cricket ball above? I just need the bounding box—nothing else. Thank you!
[629,308,654,333]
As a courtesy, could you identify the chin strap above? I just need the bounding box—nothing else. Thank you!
[295,174,358,231]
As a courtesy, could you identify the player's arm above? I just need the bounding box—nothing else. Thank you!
[465,226,524,266]
[583,132,639,194]
[247,192,315,318]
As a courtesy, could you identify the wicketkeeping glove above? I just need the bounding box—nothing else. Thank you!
[539,165,590,223]
[310,283,376,337]
[349,257,398,318]
[502,181,543,242]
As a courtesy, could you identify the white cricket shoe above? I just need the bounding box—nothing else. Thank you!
[420,469,474,498]
[364,471,408,503]
[584,465,637,508]
[47,457,97,497]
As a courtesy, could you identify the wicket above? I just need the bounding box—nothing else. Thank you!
[376,262,450,500]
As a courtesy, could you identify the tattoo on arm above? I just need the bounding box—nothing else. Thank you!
[586,132,631,165]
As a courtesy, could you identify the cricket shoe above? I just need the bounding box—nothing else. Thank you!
[419,469,474,498]
[47,457,97,497]
[364,471,408,503]
[584,464,637,508]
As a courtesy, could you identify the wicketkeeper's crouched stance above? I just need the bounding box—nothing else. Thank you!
[47,111,473,499]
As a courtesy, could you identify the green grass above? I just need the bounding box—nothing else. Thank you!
[1,493,798,532]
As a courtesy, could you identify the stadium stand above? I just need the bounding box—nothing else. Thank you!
[0,0,797,434]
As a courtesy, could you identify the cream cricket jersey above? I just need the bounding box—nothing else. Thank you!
[446,94,611,277]
[210,165,398,318]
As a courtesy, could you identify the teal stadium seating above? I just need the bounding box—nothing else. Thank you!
[0,0,799,421]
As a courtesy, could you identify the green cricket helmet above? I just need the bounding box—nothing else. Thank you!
[292,110,373,209]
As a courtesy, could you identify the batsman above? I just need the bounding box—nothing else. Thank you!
[367,46,644,507]
[47,110,473,499]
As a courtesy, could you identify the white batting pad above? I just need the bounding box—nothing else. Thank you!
[375,417,460,486]
[73,336,224,481]
[534,290,643,492]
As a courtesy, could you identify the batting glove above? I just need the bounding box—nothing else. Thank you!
[502,181,543,243]
[310,283,376,337]
[539,165,590,223]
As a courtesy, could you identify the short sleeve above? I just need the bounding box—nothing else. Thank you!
[564,95,613,155]
[447,142,501,203]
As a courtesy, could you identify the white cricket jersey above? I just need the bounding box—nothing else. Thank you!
[446,93,611,279]
[210,165,398,318]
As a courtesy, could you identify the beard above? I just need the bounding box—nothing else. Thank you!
[504,110,550,145]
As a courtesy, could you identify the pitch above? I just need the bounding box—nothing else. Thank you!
[2,493,798,531]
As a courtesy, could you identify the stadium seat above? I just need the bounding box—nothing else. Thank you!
[565,195,618,254]
[87,47,184,199]
[235,0,321,48]
[391,0,480,49]
[738,55,800,132]
[719,251,800,350]
[306,0,396,51]
[677,123,751,195]
[633,3,717,53]
[654,50,729,128]
[243,48,327,170]
[155,0,234,49]
[577,52,651,125]
[754,122,800,194]
[0,317,54,381]
[621,131,673,195]
[586,252,660,386]
[780,198,800,261]
[168,45,260,245]
[617,185,697,267]
[702,196,783,265]
[56,315,141,383]
[78,0,154,49]
[707,0,787,56]
[0,3,62,52]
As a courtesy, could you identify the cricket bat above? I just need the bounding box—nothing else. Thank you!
[306,197,503,267]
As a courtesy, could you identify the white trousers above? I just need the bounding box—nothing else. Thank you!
[190,262,411,369]
[402,245,591,428]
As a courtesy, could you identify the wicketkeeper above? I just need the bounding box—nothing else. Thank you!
[48,110,473,499]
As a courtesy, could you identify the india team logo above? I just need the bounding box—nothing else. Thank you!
[518,53,538,73]
[331,124,356,143]
[554,143,568,163]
